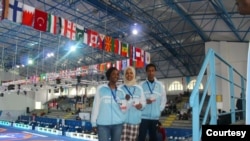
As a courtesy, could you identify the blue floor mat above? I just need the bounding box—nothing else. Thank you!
[0,125,89,141]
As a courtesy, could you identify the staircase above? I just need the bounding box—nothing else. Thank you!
[162,114,177,127]
[171,119,192,129]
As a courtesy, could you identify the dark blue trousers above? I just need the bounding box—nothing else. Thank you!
[138,119,158,141]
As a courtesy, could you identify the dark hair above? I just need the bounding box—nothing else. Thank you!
[146,63,156,71]
[106,67,118,80]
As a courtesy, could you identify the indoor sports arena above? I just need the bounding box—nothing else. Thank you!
[0,0,250,141]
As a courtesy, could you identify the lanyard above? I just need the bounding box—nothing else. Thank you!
[110,87,117,103]
[124,85,135,98]
[146,81,155,94]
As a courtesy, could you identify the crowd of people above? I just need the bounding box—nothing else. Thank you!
[91,63,167,141]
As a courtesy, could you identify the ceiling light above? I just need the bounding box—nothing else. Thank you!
[70,46,76,52]
[132,29,138,35]
[28,59,33,65]
[131,23,140,35]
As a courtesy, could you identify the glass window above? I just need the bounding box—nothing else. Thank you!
[168,81,183,91]
[187,80,203,90]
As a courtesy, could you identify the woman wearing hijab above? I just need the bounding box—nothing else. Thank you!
[119,66,146,141]
[91,67,126,141]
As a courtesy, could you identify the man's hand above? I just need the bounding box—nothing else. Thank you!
[92,127,97,134]
[146,99,153,104]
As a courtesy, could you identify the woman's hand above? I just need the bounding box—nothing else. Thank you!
[135,103,142,110]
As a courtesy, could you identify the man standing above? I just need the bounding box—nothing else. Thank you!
[138,63,167,141]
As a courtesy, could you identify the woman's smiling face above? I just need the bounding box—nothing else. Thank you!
[125,68,134,81]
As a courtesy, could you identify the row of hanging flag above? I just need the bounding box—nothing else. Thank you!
[43,58,147,81]
[1,58,149,86]
[1,0,151,68]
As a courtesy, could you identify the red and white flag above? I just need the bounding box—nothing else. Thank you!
[144,51,151,65]
[113,39,121,55]
[116,60,122,71]
[135,48,144,68]
[135,47,142,62]
[59,17,76,40]
[97,33,105,50]
[22,4,35,26]
[88,29,98,47]
[33,9,48,32]
[66,21,76,40]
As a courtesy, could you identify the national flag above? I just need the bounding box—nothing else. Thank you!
[88,29,98,47]
[22,4,35,26]
[59,17,67,36]
[135,47,141,61]
[136,49,144,68]
[144,51,151,65]
[129,46,136,67]
[130,45,135,60]
[111,38,115,52]
[33,9,48,32]
[2,0,23,23]
[59,17,76,40]
[122,59,129,70]
[136,48,145,68]
[97,33,105,50]
[76,24,84,42]
[83,28,88,45]
[116,39,122,55]
[130,58,136,67]
[76,67,82,76]
[40,73,47,81]
[104,36,112,52]
[82,66,88,76]
[112,62,116,67]
[116,60,122,71]
[112,38,121,55]
[99,63,106,72]
[66,21,76,40]
[88,64,98,74]
[106,62,112,69]
[121,43,129,57]
[47,14,57,34]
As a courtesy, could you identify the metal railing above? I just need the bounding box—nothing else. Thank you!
[189,48,246,141]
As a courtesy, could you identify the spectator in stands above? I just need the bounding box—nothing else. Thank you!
[76,116,81,120]
[138,63,167,141]
[157,121,167,141]
[119,66,146,141]
[236,93,243,119]
[91,67,126,141]
[56,103,59,110]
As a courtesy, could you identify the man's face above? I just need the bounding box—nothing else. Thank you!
[146,66,156,80]
[109,70,119,83]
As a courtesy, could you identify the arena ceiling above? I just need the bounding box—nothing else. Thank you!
[0,0,249,82]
